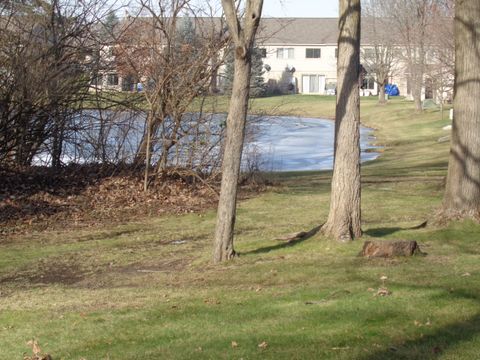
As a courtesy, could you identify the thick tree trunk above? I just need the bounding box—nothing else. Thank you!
[412,79,423,112]
[322,0,362,242]
[378,82,386,104]
[442,0,480,219]
[213,54,251,263]
[412,45,425,112]
[213,0,263,263]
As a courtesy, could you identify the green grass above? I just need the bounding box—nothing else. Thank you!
[2,96,480,360]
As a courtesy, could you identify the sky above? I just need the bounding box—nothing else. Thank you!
[116,0,339,18]
[262,0,338,18]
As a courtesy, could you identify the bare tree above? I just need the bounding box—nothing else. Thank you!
[0,0,116,167]
[322,0,362,241]
[382,0,437,112]
[115,1,227,187]
[213,0,264,263]
[442,0,480,220]
[362,0,398,104]
[427,1,454,104]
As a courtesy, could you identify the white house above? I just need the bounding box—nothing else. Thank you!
[256,18,454,102]
[257,18,379,96]
[97,16,449,101]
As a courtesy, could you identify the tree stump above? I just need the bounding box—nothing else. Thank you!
[359,240,424,258]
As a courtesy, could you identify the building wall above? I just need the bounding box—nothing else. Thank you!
[261,44,336,94]
[261,44,377,96]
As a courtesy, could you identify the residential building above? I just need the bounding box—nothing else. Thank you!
[95,16,450,102]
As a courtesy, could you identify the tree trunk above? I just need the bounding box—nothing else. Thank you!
[412,45,426,112]
[134,112,158,167]
[378,81,387,104]
[51,116,65,169]
[412,77,423,112]
[322,0,362,241]
[213,0,263,263]
[213,53,251,263]
[143,112,152,192]
[442,0,480,219]
[156,117,181,174]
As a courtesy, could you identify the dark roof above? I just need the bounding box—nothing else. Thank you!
[258,18,339,45]
[115,16,384,46]
[258,17,383,46]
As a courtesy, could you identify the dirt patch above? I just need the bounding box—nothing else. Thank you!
[71,258,193,290]
[117,258,190,274]
[0,260,85,286]
[0,256,191,290]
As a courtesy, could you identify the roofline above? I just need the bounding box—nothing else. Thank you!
[261,43,374,46]
[262,43,338,46]
[261,17,338,20]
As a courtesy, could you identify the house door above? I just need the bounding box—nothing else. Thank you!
[318,75,326,95]
[302,75,326,94]
[302,75,310,94]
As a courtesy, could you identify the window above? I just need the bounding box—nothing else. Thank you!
[277,48,294,59]
[306,48,321,58]
[302,74,326,94]
[309,75,320,92]
[259,48,267,58]
[362,76,375,90]
[107,74,119,86]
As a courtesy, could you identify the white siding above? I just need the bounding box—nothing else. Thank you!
[262,44,337,94]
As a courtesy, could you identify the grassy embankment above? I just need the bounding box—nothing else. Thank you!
[2,95,480,359]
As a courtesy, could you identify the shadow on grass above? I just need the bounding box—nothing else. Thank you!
[242,225,322,255]
[359,313,480,360]
[344,272,480,359]
[364,227,404,237]
[365,221,428,237]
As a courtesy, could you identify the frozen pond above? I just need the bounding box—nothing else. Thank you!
[34,112,379,172]
[249,116,379,171]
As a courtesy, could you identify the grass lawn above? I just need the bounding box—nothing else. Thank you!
[2,96,480,359]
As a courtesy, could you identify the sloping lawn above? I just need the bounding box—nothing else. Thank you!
[2,96,480,360]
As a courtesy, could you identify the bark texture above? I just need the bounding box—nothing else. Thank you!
[442,0,480,219]
[360,240,423,258]
[213,0,263,263]
[322,0,362,241]
[378,83,387,104]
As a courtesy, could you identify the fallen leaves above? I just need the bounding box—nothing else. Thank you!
[374,287,392,297]
[258,341,268,349]
[414,318,432,327]
[367,275,392,297]
[203,298,221,305]
[23,339,52,360]
[331,346,350,350]
[0,165,221,235]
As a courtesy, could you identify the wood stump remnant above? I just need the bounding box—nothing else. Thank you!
[276,231,308,243]
[360,240,425,258]
[275,225,323,244]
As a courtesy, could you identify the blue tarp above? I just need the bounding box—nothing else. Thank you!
[385,84,399,96]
